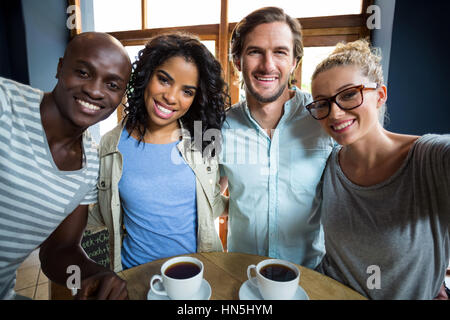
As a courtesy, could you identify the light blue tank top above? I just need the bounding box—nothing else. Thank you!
[118,128,197,268]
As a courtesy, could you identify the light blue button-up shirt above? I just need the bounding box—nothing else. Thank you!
[220,87,334,268]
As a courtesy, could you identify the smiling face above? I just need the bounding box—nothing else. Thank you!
[144,55,199,131]
[311,65,387,146]
[52,33,131,130]
[235,22,297,105]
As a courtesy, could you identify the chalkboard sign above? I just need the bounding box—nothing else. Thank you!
[81,226,110,268]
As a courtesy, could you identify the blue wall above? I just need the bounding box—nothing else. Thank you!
[21,0,69,92]
[371,0,396,86]
[382,0,450,135]
[80,0,95,32]
[0,2,30,84]
[20,0,104,142]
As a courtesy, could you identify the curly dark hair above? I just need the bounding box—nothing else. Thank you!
[124,32,229,154]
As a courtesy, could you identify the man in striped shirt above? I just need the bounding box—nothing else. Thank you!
[0,32,131,299]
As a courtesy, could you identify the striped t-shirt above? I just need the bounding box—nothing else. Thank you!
[0,77,99,299]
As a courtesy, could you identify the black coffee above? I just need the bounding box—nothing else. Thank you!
[260,264,297,282]
[165,262,201,279]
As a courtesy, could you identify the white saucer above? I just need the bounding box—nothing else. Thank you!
[147,279,211,300]
[239,278,309,300]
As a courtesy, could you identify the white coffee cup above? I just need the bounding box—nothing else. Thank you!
[247,258,300,300]
[150,256,204,300]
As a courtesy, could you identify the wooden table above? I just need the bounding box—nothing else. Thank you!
[118,252,366,300]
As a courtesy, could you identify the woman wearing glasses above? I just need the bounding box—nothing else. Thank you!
[306,39,449,299]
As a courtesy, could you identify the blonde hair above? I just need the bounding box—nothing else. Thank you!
[312,39,384,85]
[312,39,387,125]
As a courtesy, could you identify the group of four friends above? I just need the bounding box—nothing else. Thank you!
[0,7,448,300]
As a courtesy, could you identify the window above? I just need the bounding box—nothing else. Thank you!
[99,109,118,137]
[125,45,145,63]
[201,41,216,57]
[73,0,371,135]
[228,0,363,22]
[92,0,141,32]
[146,0,220,28]
[301,46,335,93]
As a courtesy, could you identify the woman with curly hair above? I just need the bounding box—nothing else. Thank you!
[88,33,230,271]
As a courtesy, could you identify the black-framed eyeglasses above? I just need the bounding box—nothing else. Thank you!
[305,83,379,120]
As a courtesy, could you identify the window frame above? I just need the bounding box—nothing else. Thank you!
[68,0,373,112]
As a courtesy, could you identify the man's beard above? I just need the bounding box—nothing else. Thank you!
[246,82,287,103]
